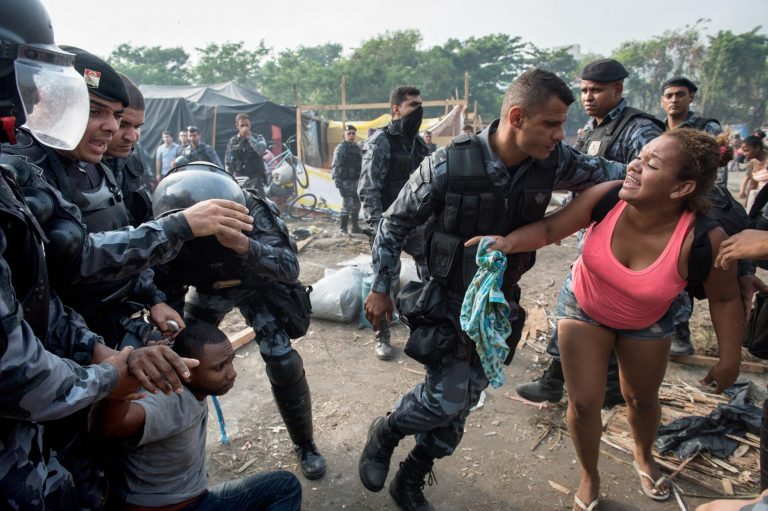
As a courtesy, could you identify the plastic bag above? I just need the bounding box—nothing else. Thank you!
[310,266,363,323]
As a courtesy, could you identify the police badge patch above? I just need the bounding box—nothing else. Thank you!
[587,140,602,156]
[534,192,548,206]
[83,68,101,88]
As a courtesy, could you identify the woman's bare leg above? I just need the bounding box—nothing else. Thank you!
[559,319,616,508]
[615,335,672,498]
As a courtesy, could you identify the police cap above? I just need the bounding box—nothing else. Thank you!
[661,76,698,94]
[580,59,629,82]
[59,45,129,107]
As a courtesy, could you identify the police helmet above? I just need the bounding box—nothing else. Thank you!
[152,161,246,219]
[0,0,89,149]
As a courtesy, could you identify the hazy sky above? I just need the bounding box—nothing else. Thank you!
[46,0,767,61]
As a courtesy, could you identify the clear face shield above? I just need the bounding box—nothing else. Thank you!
[14,44,89,150]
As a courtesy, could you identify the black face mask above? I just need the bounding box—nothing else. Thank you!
[397,106,423,139]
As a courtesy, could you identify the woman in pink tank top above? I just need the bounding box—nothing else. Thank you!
[466,129,743,510]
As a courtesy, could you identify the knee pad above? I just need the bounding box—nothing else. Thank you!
[265,350,304,387]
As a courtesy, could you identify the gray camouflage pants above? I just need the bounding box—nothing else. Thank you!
[390,353,488,459]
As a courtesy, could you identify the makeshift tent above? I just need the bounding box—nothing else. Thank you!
[137,81,297,168]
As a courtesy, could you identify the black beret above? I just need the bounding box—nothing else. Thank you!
[345,125,357,132]
[661,76,698,93]
[59,45,129,107]
[581,59,629,82]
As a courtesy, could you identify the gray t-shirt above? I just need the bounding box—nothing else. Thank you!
[112,388,208,506]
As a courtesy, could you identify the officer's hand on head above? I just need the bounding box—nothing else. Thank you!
[103,347,144,401]
[149,303,185,337]
[127,346,199,395]
[215,227,250,255]
[183,199,253,238]
[364,291,393,331]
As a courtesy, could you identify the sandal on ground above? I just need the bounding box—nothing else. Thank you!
[633,460,671,501]
[574,495,600,511]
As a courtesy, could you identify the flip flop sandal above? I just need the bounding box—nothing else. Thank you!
[575,495,600,511]
[633,460,671,501]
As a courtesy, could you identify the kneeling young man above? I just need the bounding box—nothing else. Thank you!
[91,321,302,510]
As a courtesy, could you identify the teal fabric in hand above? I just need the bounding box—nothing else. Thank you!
[460,237,511,388]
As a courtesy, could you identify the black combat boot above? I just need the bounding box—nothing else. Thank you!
[350,213,363,234]
[603,366,625,408]
[515,358,565,403]
[271,375,326,480]
[339,214,349,234]
[359,415,404,492]
[389,450,436,511]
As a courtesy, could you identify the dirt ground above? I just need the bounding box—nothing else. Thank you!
[204,177,767,510]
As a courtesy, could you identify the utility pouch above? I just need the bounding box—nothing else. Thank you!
[262,281,313,339]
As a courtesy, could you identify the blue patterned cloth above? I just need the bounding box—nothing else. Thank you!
[460,237,512,388]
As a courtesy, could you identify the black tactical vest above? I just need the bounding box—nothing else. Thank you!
[0,165,50,342]
[426,135,557,295]
[381,130,428,211]
[337,142,362,181]
[229,136,266,178]
[577,106,664,159]
[684,115,720,132]
[111,154,153,226]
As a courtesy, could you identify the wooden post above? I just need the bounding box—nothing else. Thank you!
[473,100,479,132]
[341,74,347,126]
[293,84,302,161]
[464,71,469,104]
[212,105,218,149]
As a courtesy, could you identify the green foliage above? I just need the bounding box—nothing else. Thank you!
[108,43,191,85]
[260,43,344,107]
[699,27,768,127]
[191,41,269,88]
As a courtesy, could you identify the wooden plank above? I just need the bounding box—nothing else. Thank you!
[229,327,255,351]
[296,236,314,253]
[669,354,768,374]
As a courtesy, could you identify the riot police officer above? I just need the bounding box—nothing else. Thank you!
[358,86,430,361]
[181,125,223,166]
[516,59,665,406]
[359,69,626,510]
[332,124,363,233]
[0,1,201,507]
[153,162,326,481]
[225,112,268,194]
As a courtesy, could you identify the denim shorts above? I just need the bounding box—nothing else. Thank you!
[556,272,678,341]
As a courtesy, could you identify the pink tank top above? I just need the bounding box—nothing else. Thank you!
[572,200,694,330]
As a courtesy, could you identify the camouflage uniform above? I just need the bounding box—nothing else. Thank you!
[331,140,362,228]
[371,119,625,459]
[181,142,223,167]
[0,166,118,509]
[155,191,325,479]
[225,133,268,194]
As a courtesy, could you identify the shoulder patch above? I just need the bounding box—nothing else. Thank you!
[249,198,278,232]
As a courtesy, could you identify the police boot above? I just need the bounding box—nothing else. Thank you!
[359,415,404,492]
[603,366,625,408]
[670,322,694,356]
[515,358,564,403]
[350,213,363,234]
[339,214,349,234]
[375,323,394,361]
[389,450,436,511]
[271,375,327,480]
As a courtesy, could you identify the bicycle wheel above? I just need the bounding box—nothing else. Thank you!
[290,156,309,189]
[287,193,317,220]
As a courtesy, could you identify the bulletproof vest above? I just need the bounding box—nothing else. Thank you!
[338,142,362,180]
[577,106,664,160]
[381,129,428,211]
[109,155,153,226]
[0,164,50,343]
[427,135,557,294]
[229,136,266,177]
[185,143,217,165]
[684,115,719,132]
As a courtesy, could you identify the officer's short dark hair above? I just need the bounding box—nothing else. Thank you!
[162,130,172,137]
[235,113,250,124]
[501,68,575,119]
[389,86,420,106]
[187,125,200,134]
[173,320,229,360]
[345,125,357,132]
[118,73,144,111]
[423,130,431,135]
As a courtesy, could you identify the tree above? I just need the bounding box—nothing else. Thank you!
[108,43,191,85]
[530,46,585,136]
[699,27,768,127]
[190,41,269,88]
